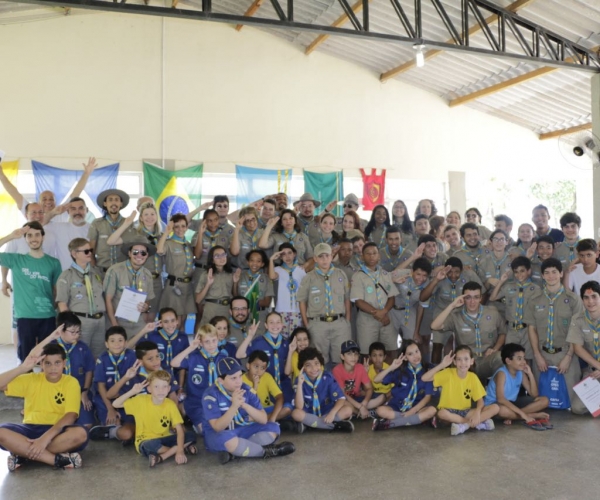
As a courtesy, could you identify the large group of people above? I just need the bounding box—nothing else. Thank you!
[0,159,599,472]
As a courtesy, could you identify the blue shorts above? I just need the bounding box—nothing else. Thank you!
[183,400,204,427]
[138,431,197,457]
[0,423,89,452]
[76,401,96,426]
[94,396,134,425]
[264,402,294,415]
[204,422,280,452]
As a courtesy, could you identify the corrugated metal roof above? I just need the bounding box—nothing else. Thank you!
[1,0,598,136]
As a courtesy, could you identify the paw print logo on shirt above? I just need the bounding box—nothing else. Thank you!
[463,388,472,400]
[54,392,65,404]
[160,416,170,428]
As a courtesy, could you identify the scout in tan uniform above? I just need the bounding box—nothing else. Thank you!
[88,188,135,273]
[351,243,399,359]
[230,207,264,270]
[309,212,342,250]
[554,212,582,267]
[364,205,392,250]
[465,207,492,242]
[454,223,490,276]
[334,238,360,342]
[293,193,322,241]
[379,227,413,273]
[328,193,368,233]
[391,200,418,251]
[195,245,238,326]
[566,280,600,415]
[477,229,512,317]
[432,281,505,380]
[524,258,582,405]
[259,210,314,266]
[104,237,156,339]
[56,237,107,357]
[107,201,164,322]
[489,256,540,361]
[227,296,253,350]
[157,214,196,329]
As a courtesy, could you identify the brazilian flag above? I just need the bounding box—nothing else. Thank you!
[143,162,203,224]
[244,276,261,323]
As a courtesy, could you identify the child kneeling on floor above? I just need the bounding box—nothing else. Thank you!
[113,369,196,468]
[201,357,296,464]
[292,347,354,433]
[422,345,499,436]
[372,340,436,430]
[484,343,550,430]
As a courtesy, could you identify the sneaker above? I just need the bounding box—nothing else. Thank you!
[475,419,495,431]
[278,420,297,433]
[368,410,378,419]
[262,441,296,459]
[450,423,469,436]
[54,453,82,469]
[217,451,235,465]
[89,425,116,441]
[7,455,26,472]
[296,422,306,434]
[372,418,390,431]
[332,420,354,433]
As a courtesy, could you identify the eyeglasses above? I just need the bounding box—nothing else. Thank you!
[76,249,93,255]
[213,253,227,258]
[491,238,506,243]
[232,307,248,312]
[343,204,356,208]
[131,250,148,256]
[65,329,81,335]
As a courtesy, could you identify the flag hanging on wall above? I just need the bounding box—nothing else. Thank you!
[236,165,291,208]
[303,170,344,216]
[0,159,20,237]
[32,160,119,212]
[143,162,203,224]
[360,168,386,210]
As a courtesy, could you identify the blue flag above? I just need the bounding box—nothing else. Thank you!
[303,170,344,217]
[32,161,119,211]
[236,165,292,207]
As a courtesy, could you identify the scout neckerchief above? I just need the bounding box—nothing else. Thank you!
[297,216,312,234]
[543,285,565,351]
[584,310,600,361]
[141,226,161,274]
[404,277,425,326]
[168,234,193,276]
[359,263,386,308]
[138,366,149,378]
[108,351,126,381]
[461,243,483,274]
[491,251,509,279]
[281,260,299,309]
[563,238,580,264]
[264,332,283,386]
[228,315,248,338]
[381,245,404,270]
[204,227,222,248]
[216,380,251,426]
[241,227,260,250]
[57,338,76,376]
[282,229,298,243]
[158,328,179,366]
[105,214,123,265]
[400,363,422,412]
[445,277,458,302]
[126,260,144,291]
[199,348,218,385]
[515,279,533,325]
[303,372,323,416]
[369,225,386,248]
[71,262,96,313]
[314,266,335,316]
[461,305,484,357]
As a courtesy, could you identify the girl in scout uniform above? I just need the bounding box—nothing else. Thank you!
[157,214,196,329]
[259,209,313,266]
[341,210,361,239]
[364,205,392,250]
[391,200,417,251]
[309,212,341,250]
[230,206,264,270]
[56,237,106,358]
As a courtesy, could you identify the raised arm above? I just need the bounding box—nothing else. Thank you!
[70,157,98,199]
[258,217,278,250]
[107,211,137,246]
[0,164,24,210]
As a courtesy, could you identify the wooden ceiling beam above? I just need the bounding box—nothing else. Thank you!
[539,123,592,140]
[236,0,264,32]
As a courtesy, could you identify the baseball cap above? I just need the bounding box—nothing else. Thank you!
[341,340,360,354]
[314,243,332,256]
[217,357,242,377]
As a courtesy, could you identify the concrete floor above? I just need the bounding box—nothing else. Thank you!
[0,346,599,500]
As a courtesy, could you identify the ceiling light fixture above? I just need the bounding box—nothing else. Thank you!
[413,44,426,68]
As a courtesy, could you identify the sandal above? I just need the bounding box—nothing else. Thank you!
[148,453,163,468]
[536,418,554,430]
[522,420,546,431]
[185,444,198,456]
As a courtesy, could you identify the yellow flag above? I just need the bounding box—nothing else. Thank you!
[0,160,20,238]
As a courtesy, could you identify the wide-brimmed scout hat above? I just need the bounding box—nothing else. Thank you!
[121,237,157,257]
[293,193,321,208]
[97,189,130,209]
[338,193,360,207]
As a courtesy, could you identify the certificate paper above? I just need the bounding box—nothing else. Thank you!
[115,287,147,323]
[573,376,600,417]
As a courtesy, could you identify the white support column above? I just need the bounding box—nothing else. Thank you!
[448,171,466,217]
[593,74,600,239]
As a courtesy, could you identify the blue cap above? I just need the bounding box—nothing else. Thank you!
[217,357,242,377]
[341,340,360,354]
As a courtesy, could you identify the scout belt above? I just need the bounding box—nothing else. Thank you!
[205,298,231,306]
[310,314,344,322]
[73,312,104,320]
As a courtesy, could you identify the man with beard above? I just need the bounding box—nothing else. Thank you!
[227,296,253,351]
[0,222,62,361]
[88,189,135,273]
[46,198,91,271]
[454,223,490,277]
[293,193,321,240]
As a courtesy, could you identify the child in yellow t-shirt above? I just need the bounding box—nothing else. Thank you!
[285,327,311,383]
[366,342,394,398]
[113,370,197,468]
[422,345,499,436]
[243,351,292,423]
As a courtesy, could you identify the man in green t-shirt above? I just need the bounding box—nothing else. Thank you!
[0,222,62,361]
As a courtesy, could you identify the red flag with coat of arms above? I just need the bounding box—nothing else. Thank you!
[360,168,386,210]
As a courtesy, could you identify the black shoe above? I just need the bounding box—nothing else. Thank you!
[332,420,354,433]
[372,418,390,431]
[278,420,297,433]
[262,441,296,459]
[121,438,135,447]
[296,422,306,434]
[54,453,82,470]
[217,451,235,465]
[7,455,27,472]
[89,425,115,441]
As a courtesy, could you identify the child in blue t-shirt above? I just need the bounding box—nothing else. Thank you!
[211,316,237,358]
[291,347,354,433]
[372,339,436,430]
[484,343,550,429]
[32,312,95,428]
[171,324,228,434]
